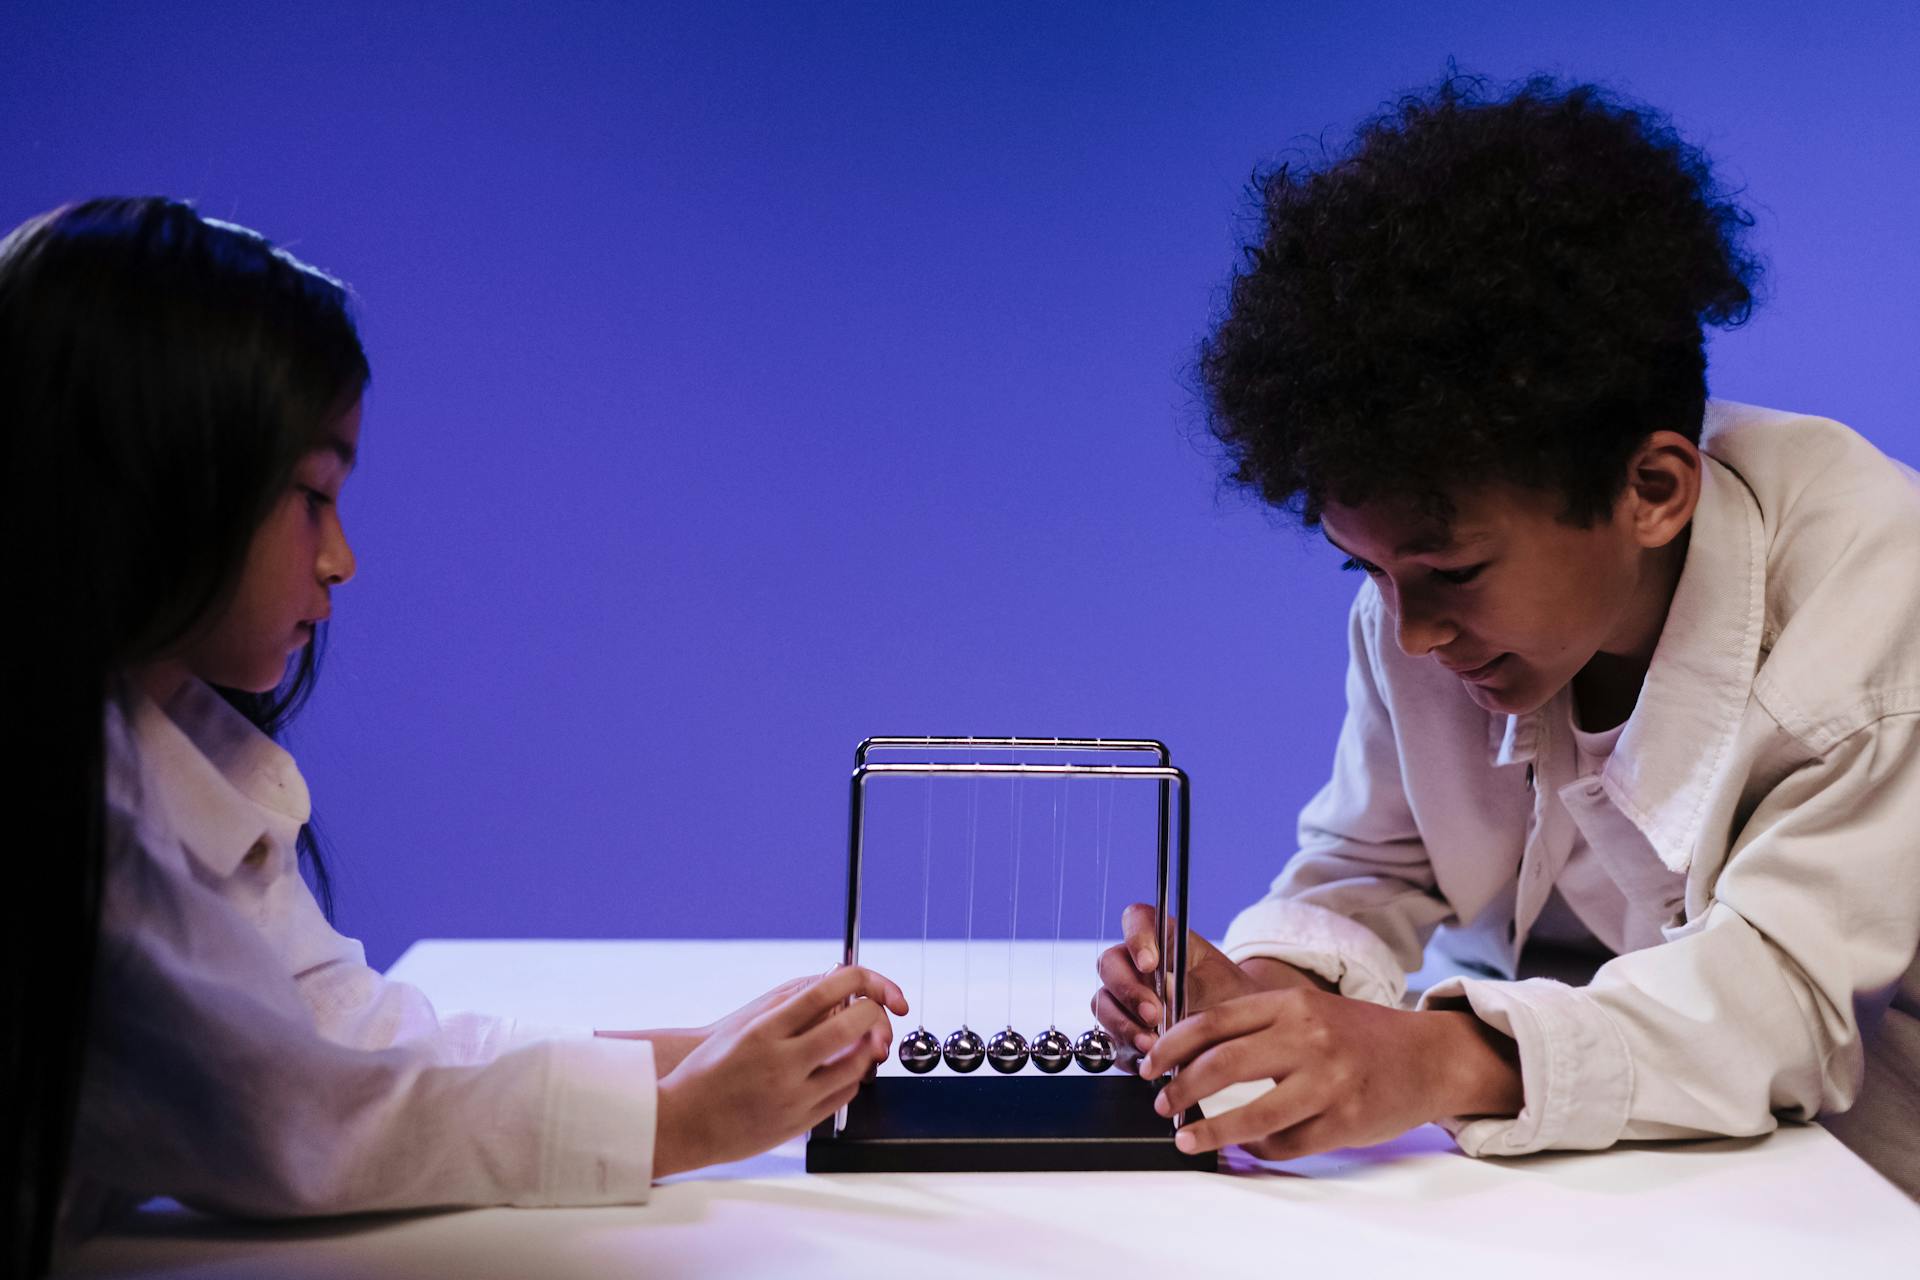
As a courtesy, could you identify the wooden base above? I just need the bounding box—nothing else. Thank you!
[805,1074,1217,1173]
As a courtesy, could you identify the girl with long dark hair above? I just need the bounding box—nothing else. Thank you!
[0,198,904,1276]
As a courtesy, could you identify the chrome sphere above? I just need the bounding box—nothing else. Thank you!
[1074,1027,1116,1073]
[1030,1026,1074,1074]
[898,1026,942,1074]
[943,1026,986,1073]
[986,1026,1030,1074]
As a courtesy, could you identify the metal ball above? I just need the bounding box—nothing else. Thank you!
[1074,1027,1116,1073]
[898,1026,942,1074]
[1030,1026,1074,1074]
[986,1027,1030,1074]
[943,1026,986,1073]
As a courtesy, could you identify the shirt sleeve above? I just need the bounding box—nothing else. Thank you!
[1223,588,1453,1006]
[73,811,658,1218]
[1423,713,1920,1156]
[278,872,585,1061]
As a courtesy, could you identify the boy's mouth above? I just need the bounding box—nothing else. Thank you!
[1442,653,1509,683]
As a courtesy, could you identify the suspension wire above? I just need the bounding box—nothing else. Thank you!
[1050,772,1070,1027]
[963,776,980,1026]
[918,777,933,1018]
[1006,773,1025,1027]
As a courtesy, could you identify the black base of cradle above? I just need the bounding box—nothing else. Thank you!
[805,1075,1218,1173]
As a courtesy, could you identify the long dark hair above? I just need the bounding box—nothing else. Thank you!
[1,197,368,1276]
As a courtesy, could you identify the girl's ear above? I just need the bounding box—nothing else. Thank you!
[1624,430,1702,550]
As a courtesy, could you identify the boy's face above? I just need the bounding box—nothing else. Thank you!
[1319,478,1673,717]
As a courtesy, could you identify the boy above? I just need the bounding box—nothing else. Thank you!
[1094,75,1920,1194]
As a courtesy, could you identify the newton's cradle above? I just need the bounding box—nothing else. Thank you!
[805,737,1214,1174]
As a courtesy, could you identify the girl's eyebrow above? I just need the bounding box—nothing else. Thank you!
[321,437,357,470]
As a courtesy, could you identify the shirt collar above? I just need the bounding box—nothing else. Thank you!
[1486,449,1767,874]
[128,678,312,877]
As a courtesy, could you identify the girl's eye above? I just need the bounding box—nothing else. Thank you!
[1340,556,1383,577]
[301,486,334,513]
[1433,564,1486,585]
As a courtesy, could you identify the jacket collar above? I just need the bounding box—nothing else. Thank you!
[128,678,311,877]
[1488,449,1767,874]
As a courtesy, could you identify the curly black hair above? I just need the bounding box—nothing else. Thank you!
[1199,73,1762,526]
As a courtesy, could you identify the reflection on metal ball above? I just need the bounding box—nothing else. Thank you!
[987,1027,1030,1074]
[1030,1026,1074,1074]
[1074,1027,1116,1073]
[943,1026,986,1073]
[898,1026,942,1074]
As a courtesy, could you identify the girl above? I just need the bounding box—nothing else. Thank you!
[0,197,905,1275]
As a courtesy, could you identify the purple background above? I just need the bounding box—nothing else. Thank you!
[8,2,1918,969]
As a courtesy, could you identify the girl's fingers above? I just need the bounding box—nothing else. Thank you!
[1172,1073,1324,1155]
[794,997,888,1064]
[1140,997,1278,1077]
[768,965,898,1035]
[809,1025,890,1093]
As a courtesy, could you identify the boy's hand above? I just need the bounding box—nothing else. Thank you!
[1141,987,1522,1160]
[652,965,908,1177]
[1092,903,1326,1062]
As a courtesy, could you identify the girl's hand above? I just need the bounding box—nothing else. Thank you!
[1092,904,1326,1064]
[652,965,908,1177]
[1140,987,1522,1160]
[597,969,906,1075]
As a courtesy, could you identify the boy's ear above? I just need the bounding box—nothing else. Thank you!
[1622,430,1702,550]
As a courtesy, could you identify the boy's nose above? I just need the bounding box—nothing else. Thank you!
[1394,600,1455,658]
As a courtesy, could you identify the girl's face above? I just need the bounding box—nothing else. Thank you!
[176,400,361,694]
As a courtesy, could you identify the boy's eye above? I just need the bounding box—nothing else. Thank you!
[1340,556,1382,576]
[1433,564,1486,585]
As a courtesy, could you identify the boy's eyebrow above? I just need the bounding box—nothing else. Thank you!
[1322,528,1487,559]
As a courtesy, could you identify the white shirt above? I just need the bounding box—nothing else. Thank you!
[1222,402,1920,1194]
[63,678,657,1242]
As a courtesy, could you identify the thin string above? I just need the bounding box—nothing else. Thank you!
[1095,775,1116,966]
[963,777,980,1027]
[918,777,932,1019]
[1050,774,1070,1027]
[1006,774,1025,1027]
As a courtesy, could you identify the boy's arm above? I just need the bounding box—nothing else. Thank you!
[1424,714,1920,1156]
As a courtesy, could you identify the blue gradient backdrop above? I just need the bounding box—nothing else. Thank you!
[7,2,1917,968]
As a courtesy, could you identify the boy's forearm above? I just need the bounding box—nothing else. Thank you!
[1240,955,1338,994]
[1423,1009,1524,1119]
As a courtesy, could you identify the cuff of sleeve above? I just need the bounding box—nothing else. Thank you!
[1222,897,1405,1007]
[1419,976,1631,1156]
[532,1035,657,1206]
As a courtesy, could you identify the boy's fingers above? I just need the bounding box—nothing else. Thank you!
[1120,903,1160,971]
[1174,1076,1323,1155]
[1155,1039,1278,1115]
[1096,945,1161,1023]
[1139,999,1274,1078]
[1092,988,1155,1052]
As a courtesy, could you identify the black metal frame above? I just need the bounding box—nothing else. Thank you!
[805,737,1214,1174]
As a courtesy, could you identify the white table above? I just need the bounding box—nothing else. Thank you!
[60,939,1920,1279]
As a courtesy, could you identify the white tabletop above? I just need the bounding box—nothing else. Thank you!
[60,938,1920,1279]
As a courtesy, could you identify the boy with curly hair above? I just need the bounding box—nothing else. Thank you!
[1094,74,1920,1194]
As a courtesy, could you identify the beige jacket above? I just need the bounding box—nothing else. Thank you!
[1223,402,1920,1191]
